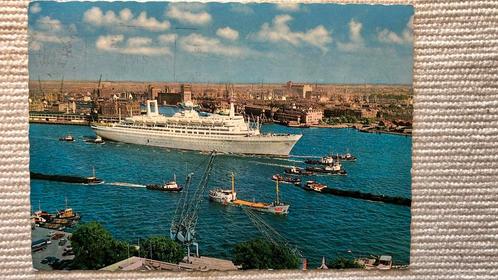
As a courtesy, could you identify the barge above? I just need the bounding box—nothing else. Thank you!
[209,173,289,215]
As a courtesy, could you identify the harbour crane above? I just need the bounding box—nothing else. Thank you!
[37,76,45,101]
[170,152,216,261]
[59,75,64,102]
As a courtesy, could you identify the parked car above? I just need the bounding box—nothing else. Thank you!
[58,238,67,246]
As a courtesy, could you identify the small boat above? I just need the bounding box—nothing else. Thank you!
[284,166,314,176]
[209,173,290,215]
[146,174,183,192]
[304,181,328,192]
[271,174,301,185]
[56,197,81,220]
[85,135,105,144]
[305,162,347,175]
[85,166,104,184]
[59,135,75,142]
[334,153,357,161]
[304,155,334,165]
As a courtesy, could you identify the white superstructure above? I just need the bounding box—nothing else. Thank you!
[92,100,302,156]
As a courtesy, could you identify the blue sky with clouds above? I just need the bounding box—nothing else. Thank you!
[28,1,413,84]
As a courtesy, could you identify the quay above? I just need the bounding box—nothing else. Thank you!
[29,112,120,126]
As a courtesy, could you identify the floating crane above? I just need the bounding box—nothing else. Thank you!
[170,152,216,261]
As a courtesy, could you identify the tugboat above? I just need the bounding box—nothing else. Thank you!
[59,135,75,142]
[272,174,301,185]
[304,181,328,192]
[56,197,81,221]
[146,174,183,192]
[284,166,314,176]
[306,161,347,175]
[85,166,104,184]
[209,173,290,215]
[305,155,334,165]
[334,152,356,161]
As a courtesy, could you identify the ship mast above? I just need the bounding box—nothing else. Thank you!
[275,178,280,205]
[231,172,235,194]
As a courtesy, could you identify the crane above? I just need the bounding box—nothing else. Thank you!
[170,152,216,261]
[37,76,45,101]
[59,75,64,102]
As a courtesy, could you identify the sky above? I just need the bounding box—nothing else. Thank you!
[28,1,413,84]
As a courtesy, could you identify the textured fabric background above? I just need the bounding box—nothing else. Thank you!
[1,0,497,279]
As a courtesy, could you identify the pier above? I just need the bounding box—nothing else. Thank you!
[305,186,411,207]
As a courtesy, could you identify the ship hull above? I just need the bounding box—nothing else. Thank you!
[92,125,301,156]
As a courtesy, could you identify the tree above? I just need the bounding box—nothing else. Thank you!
[138,236,184,264]
[70,221,129,270]
[233,239,299,270]
[328,257,364,269]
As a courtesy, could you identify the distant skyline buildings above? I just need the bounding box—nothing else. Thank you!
[28,2,413,85]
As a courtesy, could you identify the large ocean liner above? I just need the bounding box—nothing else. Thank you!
[91,100,302,156]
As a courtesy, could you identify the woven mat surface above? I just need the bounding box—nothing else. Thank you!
[1,0,497,279]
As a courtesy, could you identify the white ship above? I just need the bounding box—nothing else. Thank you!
[91,100,302,156]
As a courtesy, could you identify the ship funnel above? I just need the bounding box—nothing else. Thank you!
[146,100,159,116]
[229,101,235,118]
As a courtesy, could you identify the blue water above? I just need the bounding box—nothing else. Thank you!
[30,118,411,267]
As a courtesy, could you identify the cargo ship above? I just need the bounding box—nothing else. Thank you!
[92,100,302,157]
[209,173,289,215]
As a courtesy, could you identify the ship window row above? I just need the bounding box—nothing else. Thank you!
[115,125,249,136]
[120,124,232,132]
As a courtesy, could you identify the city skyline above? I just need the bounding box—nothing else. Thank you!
[29,2,414,84]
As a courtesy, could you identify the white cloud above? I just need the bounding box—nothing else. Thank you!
[30,3,41,14]
[36,16,62,32]
[275,3,300,12]
[337,19,365,52]
[216,27,239,41]
[377,16,413,45]
[158,34,177,44]
[29,16,77,51]
[251,14,332,52]
[180,33,246,57]
[166,5,212,26]
[96,34,172,56]
[83,7,170,32]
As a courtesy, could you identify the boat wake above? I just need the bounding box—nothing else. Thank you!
[246,160,294,169]
[107,182,146,188]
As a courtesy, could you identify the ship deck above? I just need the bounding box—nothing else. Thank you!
[231,199,269,209]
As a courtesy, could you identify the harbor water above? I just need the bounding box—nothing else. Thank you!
[30,115,411,267]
